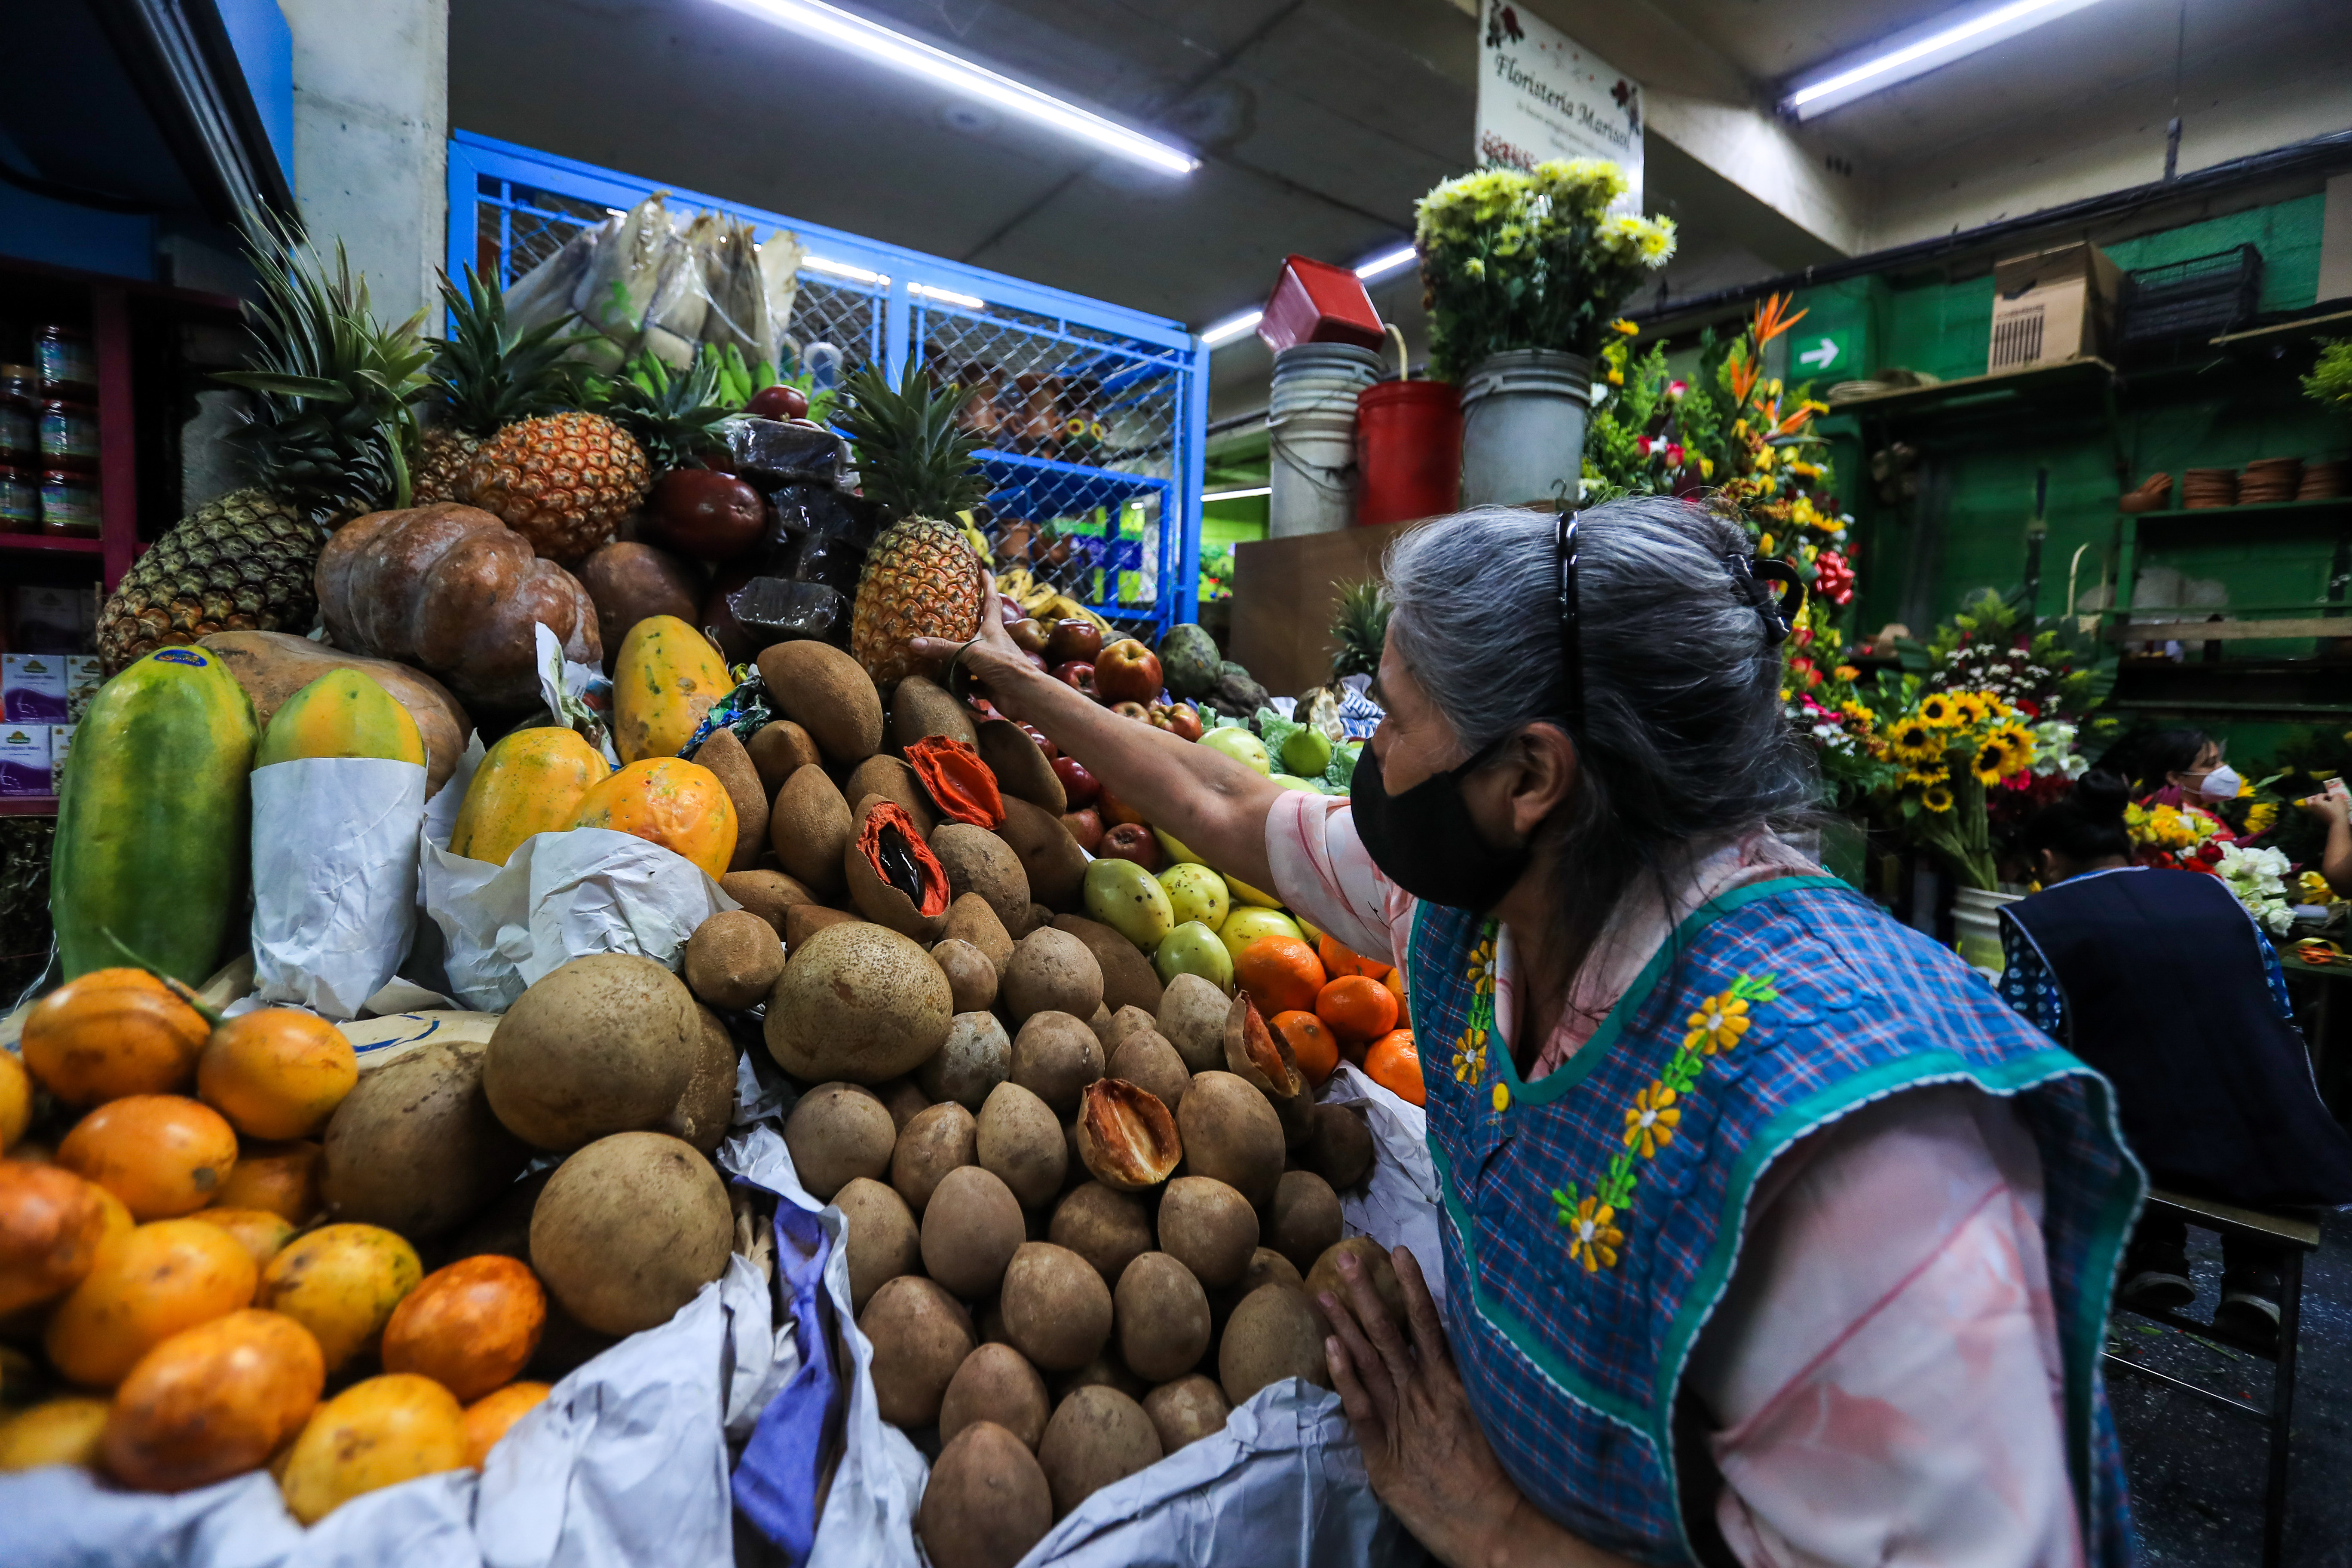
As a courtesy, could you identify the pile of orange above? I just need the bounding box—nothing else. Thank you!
[0,967,554,1512]
[1239,932,1421,1106]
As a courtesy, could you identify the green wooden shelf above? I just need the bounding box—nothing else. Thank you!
[2125,497,2352,524]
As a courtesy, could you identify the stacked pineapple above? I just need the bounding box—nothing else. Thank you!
[97,236,431,673]
[836,364,990,687]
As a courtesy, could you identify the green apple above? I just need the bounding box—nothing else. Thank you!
[1083,857,1175,950]
[1280,727,1332,778]
[1153,827,1283,907]
[1218,906,1305,965]
[1155,921,1234,992]
[1197,726,1271,775]
[1158,861,1231,932]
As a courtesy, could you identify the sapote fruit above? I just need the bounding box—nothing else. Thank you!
[845,799,952,943]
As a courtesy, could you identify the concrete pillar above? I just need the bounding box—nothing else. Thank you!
[280,0,449,325]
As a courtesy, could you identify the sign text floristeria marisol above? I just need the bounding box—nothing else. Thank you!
[1474,1,1644,211]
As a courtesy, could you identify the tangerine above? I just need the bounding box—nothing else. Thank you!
[1234,935,1325,1017]
[103,1308,324,1492]
[257,1223,424,1372]
[196,1010,358,1142]
[462,1380,553,1468]
[1363,1029,1424,1108]
[1381,964,1410,1027]
[1269,1011,1340,1089]
[381,1255,547,1404]
[45,1219,258,1388]
[20,970,210,1107]
[211,1139,322,1225]
[1316,975,1400,1044]
[186,1207,296,1275]
[1316,932,1389,983]
[0,1160,117,1314]
[0,1049,29,1151]
[55,1095,238,1220]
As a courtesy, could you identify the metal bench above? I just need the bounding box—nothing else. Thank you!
[2104,1188,2321,1568]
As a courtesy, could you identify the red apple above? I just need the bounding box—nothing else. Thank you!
[1023,650,1049,673]
[644,469,766,561]
[1052,755,1101,808]
[999,594,1026,624]
[1020,725,1057,761]
[745,383,809,420]
[1051,662,1096,698]
[1098,822,1161,872]
[1093,639,1163,704]
[1060,808,1104,853]
[1110,700,1150,721]
[1096,785,1148,827]
[1045,619,1103,666]
[1008,618,1048,655]
[1148,703,1204,742]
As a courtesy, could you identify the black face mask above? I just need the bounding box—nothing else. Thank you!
[1350,737,1529,912]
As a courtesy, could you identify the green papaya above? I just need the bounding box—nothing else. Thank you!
[52,645,259,983]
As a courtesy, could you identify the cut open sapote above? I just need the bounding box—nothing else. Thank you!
[1074,1079,1182,1191]
[1223,993,1304,1101]
[905,735,1005,830]
[845,799,954,942]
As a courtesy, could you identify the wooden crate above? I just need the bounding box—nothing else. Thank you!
[1228,519,1427,698]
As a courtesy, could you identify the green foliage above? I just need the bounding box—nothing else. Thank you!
[835,363,986,521]
[586,347,739,471]
[2304,339,2352,416]
[427,265,585,437]
[1329,579,1390,680]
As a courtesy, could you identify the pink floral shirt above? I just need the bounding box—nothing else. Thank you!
[1265,790,2086,1568]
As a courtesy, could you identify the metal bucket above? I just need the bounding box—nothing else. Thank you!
[1458,348,1591,508]
[1268,344,1382,537]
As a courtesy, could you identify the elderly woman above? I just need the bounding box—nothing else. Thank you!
[917,498,2139,1568]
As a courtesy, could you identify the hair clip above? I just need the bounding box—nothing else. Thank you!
[1724,554,1805,646]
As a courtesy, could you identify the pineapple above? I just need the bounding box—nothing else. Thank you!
[413,265,580,503]
[98,229,429,672]
[459,410,650,566]
[594,349,738,472]
[837,364,990,686]
[1329,578,1390,680]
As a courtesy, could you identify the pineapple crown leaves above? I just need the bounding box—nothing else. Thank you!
[1329,578,1391,680]
[585,347,739,471]
[214,212,433,516]
[836,362,987,522]
[425,265,588,435]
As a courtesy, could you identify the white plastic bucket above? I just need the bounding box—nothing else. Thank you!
[1458,348,1591,508]
[1268,344,1382,537]
[1951,885,2022,974]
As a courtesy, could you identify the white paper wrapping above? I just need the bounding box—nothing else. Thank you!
[1322,1062,1446,1313]
[248,756,427,1020]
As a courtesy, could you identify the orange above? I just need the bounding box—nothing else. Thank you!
[56,1095,238,1220]
[103,1308,324,1492]
[1316,975,1400,1044]
[1234,936,1326,1017]
[45,1219,259,1388]
[1364,1029,1423,1108]
[0,1160,118,1314]
[1381,964,1410,1027]
[186,1207,296,1276]
[211,1139,323,1225]
[0,1048,29,1151]
[196,1010,358,1142]
[381,1256,547,1404]
[463,1381,553,1468]
[1317,932,1389,982]
[1269,1011,1340,1089]
[279,1374,468,1523]
[20,969,210,1107]
[257,1223,424,1372]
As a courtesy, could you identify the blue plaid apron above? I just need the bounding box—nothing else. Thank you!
[1406,875,2141,1565]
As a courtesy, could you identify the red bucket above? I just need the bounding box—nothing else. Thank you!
[1355,380,1461,527]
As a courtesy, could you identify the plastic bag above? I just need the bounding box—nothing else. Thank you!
[248,756,427,1019]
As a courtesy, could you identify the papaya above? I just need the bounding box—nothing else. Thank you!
[201,632,469,796]
[567,758,738,879]
[52,646,258,984]
[254,670,426,769]
[447,728,609,867]
[611,616,734,765]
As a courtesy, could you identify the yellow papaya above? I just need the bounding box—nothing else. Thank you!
[567,758,737,879]
[448,728,608,867]
[255,671,426,769]
[612,617,733,765]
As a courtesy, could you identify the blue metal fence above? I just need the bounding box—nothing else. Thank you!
[447,129,1207,634]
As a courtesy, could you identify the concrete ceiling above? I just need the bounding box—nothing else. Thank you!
[450,0,2352,419]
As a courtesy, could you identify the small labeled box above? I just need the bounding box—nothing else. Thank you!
[64,655,102,720]
[2,653,69,724]
[0,724,50,796]
[49,723,74,795]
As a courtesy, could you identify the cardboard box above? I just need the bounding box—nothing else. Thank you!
[0,724,50,796]
[1988,242,2125,373]
[2,653,68,724]
[64,656,102,721]
[6,585,93,652]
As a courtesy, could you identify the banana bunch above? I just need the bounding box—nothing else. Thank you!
[993,566,1113,634]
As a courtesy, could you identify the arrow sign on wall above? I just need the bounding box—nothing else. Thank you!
[1797,336,1841,370]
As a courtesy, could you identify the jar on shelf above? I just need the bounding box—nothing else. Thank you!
[0,465,37,533]
[38,399,99,472]
[39,468,100,536]
[34,325,97,401]
[0,364,35,464]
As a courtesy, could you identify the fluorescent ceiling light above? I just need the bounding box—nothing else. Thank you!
[713,0,1198,175]
[911,282,986,309]
[1203,485,1271,502]
[1354,246,1417,281]
[804,254,889,285]
[1782,0,2107,119]
[1200,310,1262,347]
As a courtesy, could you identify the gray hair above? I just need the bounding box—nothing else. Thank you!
[1383,498,1820,988]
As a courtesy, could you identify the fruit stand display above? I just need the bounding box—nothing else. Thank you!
[0,218,1423,1568]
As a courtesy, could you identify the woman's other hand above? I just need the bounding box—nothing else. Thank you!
[1321,1246,1620,1568]
[2297,790,2350,829]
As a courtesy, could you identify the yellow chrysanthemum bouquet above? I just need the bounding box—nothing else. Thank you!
[1414,159,1676,380]
[1871,687,2040,890]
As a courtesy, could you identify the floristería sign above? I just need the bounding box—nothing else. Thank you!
[1474,0,1644,211]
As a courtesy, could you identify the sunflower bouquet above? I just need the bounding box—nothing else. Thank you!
[1871,688,2046,890]
[1415,160,1676,379]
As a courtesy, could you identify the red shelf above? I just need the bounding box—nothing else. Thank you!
[0,796,61,816]
[0,534,106,556]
